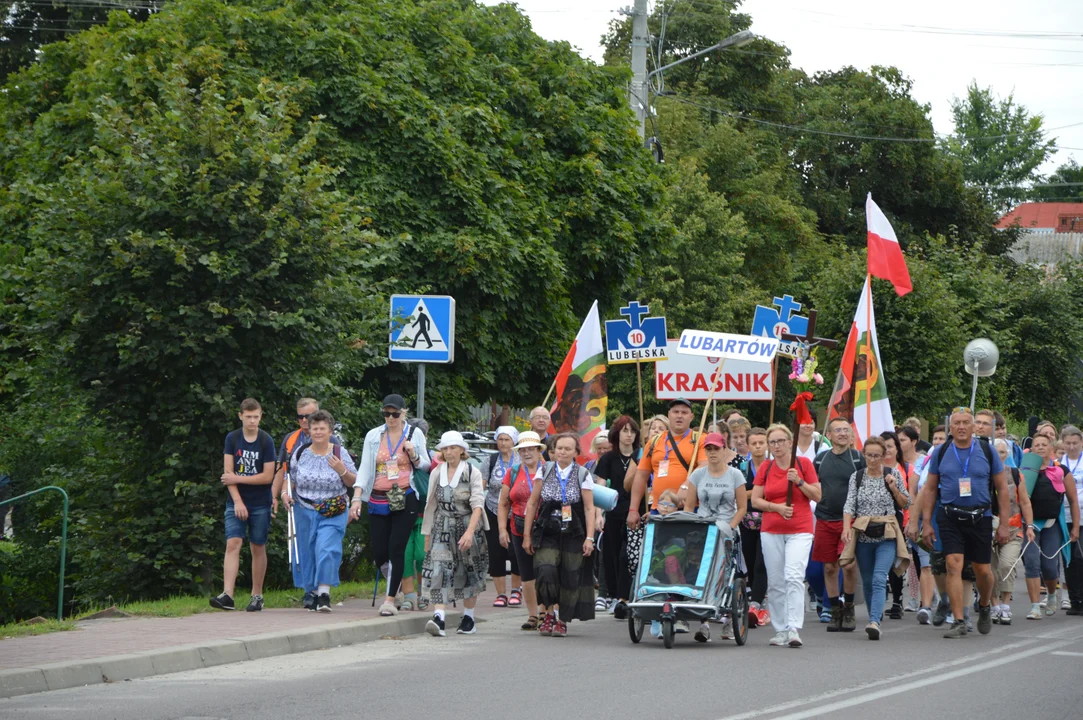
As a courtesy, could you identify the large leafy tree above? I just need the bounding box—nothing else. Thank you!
[944,81,1057,210]
[1031,158,1083,204]
[0,0,664,607]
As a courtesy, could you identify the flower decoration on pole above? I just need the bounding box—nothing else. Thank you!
[787,343,825,390]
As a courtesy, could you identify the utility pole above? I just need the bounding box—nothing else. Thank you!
[629,0,649,139]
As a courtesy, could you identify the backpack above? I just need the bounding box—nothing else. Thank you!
[646,430,700,473]
[814,448,862,474]
[933,437,996,503]
[294,441,342,464]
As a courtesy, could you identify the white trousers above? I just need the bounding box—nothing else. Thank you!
[761,532,814,633]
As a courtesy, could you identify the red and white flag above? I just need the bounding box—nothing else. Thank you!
[866,193,912,297]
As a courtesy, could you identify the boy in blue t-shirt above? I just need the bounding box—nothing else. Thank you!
[212,398,276,612]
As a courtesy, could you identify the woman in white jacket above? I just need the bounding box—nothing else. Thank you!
[351,394,430,616]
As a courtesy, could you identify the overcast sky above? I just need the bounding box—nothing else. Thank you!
[483,0,1083,184]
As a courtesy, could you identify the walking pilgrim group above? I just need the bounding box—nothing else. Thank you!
[216,395,1082,645]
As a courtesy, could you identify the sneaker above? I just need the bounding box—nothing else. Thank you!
[991,606,1002,624]
[245,595,264,612]
[888,603,903,620]
[932,598,950,627]
[943,620,968,639]
[675,620,690,634]
[964,610,973,633]
[553,620,567,637]
[866,622,881,640]
[316,593,331,613]
[695,622,711,643]
[426,614,446,637]
[1066,604,1083,616]
[613,601,628,620]
[720,618,734,640]
[457,615,477,635]
[539,613,556,636]
[819,605,832,623]
[595,596,609,611]
[209,593,235,611]
[1060,589,1071,610]
[748,606,760,628]
[841,602,857,632]
[756,608,771,628]
[769,631,789,646]
[905,599,919,612]
[302,591,316,611]
[826,603,843,632]
[1044,602,1056,617]
[917,607,931,625]
[977,604,992,635]
[787,629,803,648]
[650,620,662,639]
[1000,607,1012,625]
[1026,604,1043,620]
[607,599,617,615]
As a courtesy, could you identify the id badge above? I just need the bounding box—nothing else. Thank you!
[561,505,572,526]
[386,457,399,481]
[958,478,971,498]
[658,459,670,478]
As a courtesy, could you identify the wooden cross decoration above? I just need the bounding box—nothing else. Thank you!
[778,308,838,505]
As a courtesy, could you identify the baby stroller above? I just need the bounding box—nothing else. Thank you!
[626,512,748,649]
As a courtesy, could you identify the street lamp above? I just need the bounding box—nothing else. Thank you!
[963,338,999,411]
[648,30,755,96]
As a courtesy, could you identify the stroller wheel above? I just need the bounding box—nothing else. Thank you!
[733,579,749,646]
[662,619,675,649]
[628,614,644,644]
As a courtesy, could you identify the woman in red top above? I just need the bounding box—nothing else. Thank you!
[498,431,548,630]
[751,423,821,648]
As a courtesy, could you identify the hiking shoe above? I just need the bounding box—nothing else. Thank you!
[841,602,857,632]
[977,604,993,635]
[917,607,931,625]
[316,593,331,613]
[769,631,788,646]
[303,591,316,611]
[888,603,903,620]
[539,613,556,636]
[694,622,711,643]
[866,622,881,640]
[209,593,235,611]
[943,620,968,639]
[245,595,264,612]
[932,598,950,627]
[787,629,803,648]
[457,615,477,635]
[426,614,446,637]
[553,620,568,637]
[826,603,843,632]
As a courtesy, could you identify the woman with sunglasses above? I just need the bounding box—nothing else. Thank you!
[353,394,430,616]
[751,424,821,648]
[842,436,910,640]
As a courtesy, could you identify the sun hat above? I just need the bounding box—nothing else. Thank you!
[703,432,726,448]
[513,431,546,450]
[436,430,469,452]
[495,425,520,444]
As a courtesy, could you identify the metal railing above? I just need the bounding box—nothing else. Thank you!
[0,486,69,621]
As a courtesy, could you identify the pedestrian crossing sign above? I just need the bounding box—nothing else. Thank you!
[389,295,456,363]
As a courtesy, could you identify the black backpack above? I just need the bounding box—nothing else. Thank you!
[933,437,996,503]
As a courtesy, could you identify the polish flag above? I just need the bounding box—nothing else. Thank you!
[866,193,912,297]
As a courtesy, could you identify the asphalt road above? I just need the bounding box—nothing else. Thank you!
[4,600,1082,720]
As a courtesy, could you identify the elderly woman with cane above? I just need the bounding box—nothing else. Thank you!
[280,410,357,613]
[422,431,489,637]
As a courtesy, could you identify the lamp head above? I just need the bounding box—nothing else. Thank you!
[963,338,999,377]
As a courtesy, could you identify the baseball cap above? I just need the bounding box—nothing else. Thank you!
[669,397,693,410]
[703,432,726,448]
[381,393,406,410]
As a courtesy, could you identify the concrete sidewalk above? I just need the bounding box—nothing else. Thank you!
[0,588,515,699]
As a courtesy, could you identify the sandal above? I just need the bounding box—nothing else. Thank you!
[400,599,415,612]
[508,589,523,607]
[521,615,539,631]
[379,601,397,617]
[418,597,429,611]
[493,594,509,608]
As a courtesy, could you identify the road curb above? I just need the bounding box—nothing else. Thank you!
[0,610,460,700]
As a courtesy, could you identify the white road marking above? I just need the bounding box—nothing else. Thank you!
[717,625,1083,720]
[1050,651,1083,657]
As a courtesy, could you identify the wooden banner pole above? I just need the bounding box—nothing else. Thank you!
[541,377,557,410]
[768,355,778,424]
[687,359,726,476]
[636,359,645,428]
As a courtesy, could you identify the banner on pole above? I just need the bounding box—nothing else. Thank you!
[751,295,808,359]
[656,341,773,401]
[604,301,669,364]
[676,330,779,362]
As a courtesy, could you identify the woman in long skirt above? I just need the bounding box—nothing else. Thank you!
[422,431,488,637]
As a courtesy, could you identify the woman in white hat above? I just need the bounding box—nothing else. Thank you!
[422,431,489,637]
[498,431,550,630]
[483,426,522,607]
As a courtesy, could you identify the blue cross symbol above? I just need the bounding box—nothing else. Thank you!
[773,295,802,323]
[620,301,650,330]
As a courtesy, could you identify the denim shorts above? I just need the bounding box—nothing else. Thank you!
[225,503,271,545]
